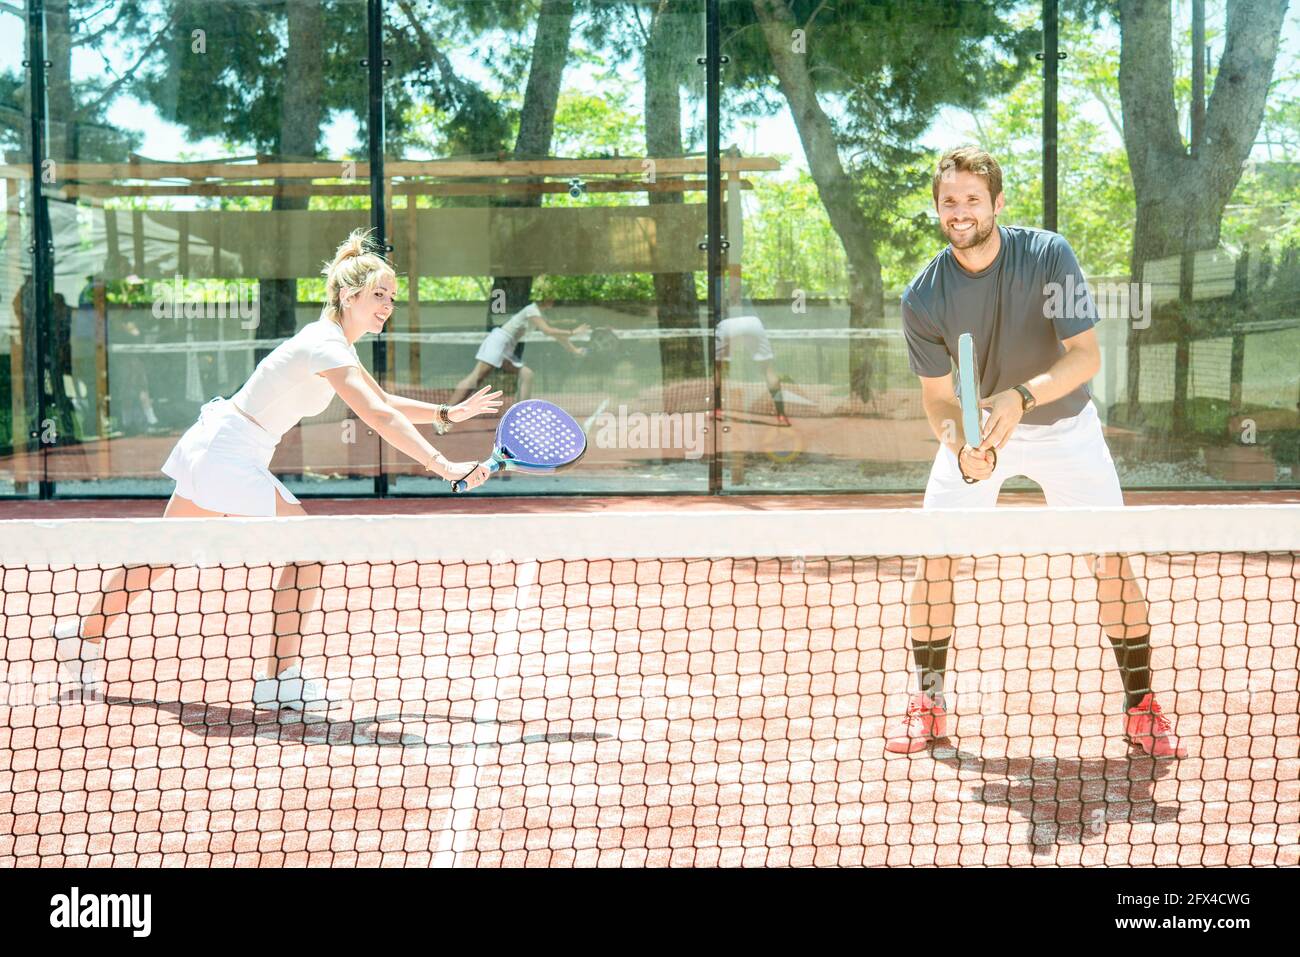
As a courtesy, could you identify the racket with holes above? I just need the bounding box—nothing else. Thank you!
[957,332,996,483]
[451,399,587,493]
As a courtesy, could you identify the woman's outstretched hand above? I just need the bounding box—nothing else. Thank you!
[449,386,504,423]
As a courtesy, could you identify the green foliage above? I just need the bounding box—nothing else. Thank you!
[738,170,847,297]
[552,86,643,157]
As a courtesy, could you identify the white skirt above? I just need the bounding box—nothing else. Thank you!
[715,315,775,363]
[161,396,302,516]
[474,327,526,370]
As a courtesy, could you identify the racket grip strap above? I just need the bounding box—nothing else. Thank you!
[450,456,503,493]
[959,446,997,484]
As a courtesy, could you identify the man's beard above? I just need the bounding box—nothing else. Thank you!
[944,217,996,250]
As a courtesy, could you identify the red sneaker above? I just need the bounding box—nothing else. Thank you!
[885,694,945,753]
[774,413,792,427]
[1125,693,1188,759]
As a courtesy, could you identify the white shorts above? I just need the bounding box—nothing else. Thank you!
[161,396,301,516]
[716,315,775,363]
[923,402,1124,509]
[475,328,526,371]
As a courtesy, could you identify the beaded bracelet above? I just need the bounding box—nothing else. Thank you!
[432,404,453,435]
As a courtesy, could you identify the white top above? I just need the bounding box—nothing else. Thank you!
[497,303,542,348]
[229,317,360,441]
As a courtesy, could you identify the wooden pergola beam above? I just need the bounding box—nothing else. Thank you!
[54,178,752,200]
[1,156,779,182]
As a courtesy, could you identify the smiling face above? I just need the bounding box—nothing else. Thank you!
[935,169,1004,251]
[341,271,395,336]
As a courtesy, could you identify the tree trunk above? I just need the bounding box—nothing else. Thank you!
[44,1,75,161]
[259,0,324,471]
[1117,0,1287,427]
[645,0,703,385]
[31,3,80,449]
[488,0,575,323]
[751,0,882,403]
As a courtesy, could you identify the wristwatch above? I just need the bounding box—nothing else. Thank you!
[1014,384,1037,412]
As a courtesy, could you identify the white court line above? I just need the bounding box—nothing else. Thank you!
[431,558,540,868]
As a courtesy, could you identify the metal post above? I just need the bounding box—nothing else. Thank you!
[705,0,722,494]
[26,0,53,498]
[1041,0,1060,233]
[367,0,389,496]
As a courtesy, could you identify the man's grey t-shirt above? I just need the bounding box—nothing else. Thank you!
[901,225,1098,425]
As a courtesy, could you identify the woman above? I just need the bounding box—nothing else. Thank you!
[449,298,589,405]
[55,229,501,713]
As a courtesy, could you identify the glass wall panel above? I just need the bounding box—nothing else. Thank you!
[1,5,36,496]
[44,0,377,499]
[718,0,1041,491]
[9,1,1296,501]
[1061,1,1300,488]
[383,0,710,495]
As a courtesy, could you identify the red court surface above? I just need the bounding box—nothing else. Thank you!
[1,494,1297,867]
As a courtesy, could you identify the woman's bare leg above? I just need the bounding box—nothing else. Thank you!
[76,492,225,643]
[450,361,493,405]
[515,365,534,402]
[76,491,322,684]
[253,492,325,680]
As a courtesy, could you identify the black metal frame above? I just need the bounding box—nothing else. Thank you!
[24,0,54,498]
[366,0,389,497]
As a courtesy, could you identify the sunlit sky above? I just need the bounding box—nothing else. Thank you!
[1,2,1296,176]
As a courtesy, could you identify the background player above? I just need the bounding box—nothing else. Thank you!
[716,313,792,426]
[451,299,589,405]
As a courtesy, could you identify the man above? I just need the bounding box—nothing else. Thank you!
[716,314,792,427]
[450,299,588,405]
[887,146,1185,758]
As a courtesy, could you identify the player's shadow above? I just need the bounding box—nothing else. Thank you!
[92,693,610,750]
[928,738,1181,857]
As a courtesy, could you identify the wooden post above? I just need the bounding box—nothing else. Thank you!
[723,159,745,486]
[1173,251,1194,436]
[382,171,394,398]
[406,193,421,389]
[94,271,110,477]
[6,177,29,490]
[725,162,744,306]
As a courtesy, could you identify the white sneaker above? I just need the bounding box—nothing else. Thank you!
[54,618,104,699]
[251,665,333,713]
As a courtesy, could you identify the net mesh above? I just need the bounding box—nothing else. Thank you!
[1,507,1297,867]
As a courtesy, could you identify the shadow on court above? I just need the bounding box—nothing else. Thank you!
[92,694,611,750]
[929,739,1180,857]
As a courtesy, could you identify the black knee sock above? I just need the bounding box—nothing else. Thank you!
[911,638,950,706]
[768,383,786,417]
[1107,631,1152,711]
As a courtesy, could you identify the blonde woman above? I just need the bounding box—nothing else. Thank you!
[55,229,501,712]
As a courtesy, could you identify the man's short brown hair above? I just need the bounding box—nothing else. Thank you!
[932,146,1004,204]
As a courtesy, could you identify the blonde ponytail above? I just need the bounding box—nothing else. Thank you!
[322,227,395,324]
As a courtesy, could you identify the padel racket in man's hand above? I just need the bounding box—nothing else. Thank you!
[451,400,587,493]
[956,332,996,484]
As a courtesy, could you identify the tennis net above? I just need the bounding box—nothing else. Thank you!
[1,505,1296,867]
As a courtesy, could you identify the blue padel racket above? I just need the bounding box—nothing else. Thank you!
[956,332,995,483]
[451,399,587,493]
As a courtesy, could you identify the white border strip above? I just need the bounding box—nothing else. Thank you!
[3,505,1298,566]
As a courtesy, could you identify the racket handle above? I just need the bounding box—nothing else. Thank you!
[959,446,997,485]
[450,456,503,493]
